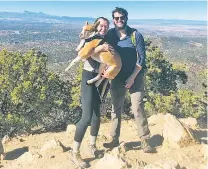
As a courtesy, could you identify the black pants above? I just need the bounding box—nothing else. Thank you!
[74,70,101,142]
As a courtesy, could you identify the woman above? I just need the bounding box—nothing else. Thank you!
[71,17,110,168]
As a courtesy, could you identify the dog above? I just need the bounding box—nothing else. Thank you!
[65,21,122,87]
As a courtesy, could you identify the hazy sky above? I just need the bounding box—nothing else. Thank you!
[0,1,207,21]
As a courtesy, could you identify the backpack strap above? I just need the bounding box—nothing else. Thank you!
[131,30,148,94]
[131,31,140,60]
[131,31,137,47]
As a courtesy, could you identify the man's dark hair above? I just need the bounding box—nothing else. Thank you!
[94,17,110,25]
[112,7,128,18]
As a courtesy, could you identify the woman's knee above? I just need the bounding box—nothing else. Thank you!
[78,115,92,127]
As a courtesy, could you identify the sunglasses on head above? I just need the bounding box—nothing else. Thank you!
[114,16,126,21]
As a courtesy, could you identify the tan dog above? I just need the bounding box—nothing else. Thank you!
[65,21,122,87]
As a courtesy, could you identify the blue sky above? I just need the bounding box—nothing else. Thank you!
[0,1,207,21]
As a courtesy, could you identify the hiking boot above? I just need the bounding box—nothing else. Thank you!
[71,150,88,168]
[141,139,155,153]
[103,137,119,148]
[88,145,104,159]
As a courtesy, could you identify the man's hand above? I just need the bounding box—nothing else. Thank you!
[125,64,142,88]
[125,76,135,89]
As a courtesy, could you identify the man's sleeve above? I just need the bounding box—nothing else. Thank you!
[135,32,146,67]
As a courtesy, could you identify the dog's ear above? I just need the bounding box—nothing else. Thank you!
[92,21,100,30]
[85,21,89,25]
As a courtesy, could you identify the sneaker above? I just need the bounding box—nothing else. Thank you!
[141,139,155,153]
[103,137,119,149]
[88,145,104,159]
[71,150,88,168]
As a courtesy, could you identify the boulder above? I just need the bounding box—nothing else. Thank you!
[17,151,42,163]
[0,136,8,161]
[148,113,166,125]
[111,142,127,157]
[179,117,198,129]
[144,158,182,169]
[0,141,4,161]
[163,114,199,148]
[40,139,64,156]
[66,124,76,134]
[94,153,127,169]
[1,135,10,144]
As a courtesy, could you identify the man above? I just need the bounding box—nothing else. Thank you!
[94,7,154,153]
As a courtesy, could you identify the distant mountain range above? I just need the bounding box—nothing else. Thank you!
[0,11,95,24]
[0,11,206,26]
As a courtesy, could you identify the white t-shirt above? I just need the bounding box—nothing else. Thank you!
[83,58,100,73]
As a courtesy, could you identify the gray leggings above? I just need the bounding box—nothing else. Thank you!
[74,70,101,142]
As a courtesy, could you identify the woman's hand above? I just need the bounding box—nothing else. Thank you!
[100,43,115,54]
[92,43,115,56]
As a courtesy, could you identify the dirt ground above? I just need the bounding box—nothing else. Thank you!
[1,119,207,169]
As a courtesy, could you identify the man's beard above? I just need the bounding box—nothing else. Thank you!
[114,21,127,30]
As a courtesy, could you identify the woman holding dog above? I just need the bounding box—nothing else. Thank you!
[71,17,110,168]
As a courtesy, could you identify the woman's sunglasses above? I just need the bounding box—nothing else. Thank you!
[114,16,126,21]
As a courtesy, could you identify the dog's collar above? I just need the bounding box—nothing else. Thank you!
[85,34,103,42]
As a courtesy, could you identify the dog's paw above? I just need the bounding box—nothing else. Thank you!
[86,80,94,85]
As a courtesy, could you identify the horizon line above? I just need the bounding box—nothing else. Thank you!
[0,11,207,22]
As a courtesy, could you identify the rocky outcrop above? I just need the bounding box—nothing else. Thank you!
[163,114,199,148]
[94,142,127,169]
[40,139,64,156]
[179,117,198,129]
[144,158,184,169]
[94,153,127,169]
[66,124,76,134]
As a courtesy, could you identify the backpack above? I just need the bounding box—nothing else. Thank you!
[131,31,137,47]
[131,31,149,98]
[130,31,140,61]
